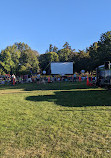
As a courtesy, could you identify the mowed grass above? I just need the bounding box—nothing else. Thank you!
[0,82,111,158]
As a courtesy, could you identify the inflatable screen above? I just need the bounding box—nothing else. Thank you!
[51,62,73,74]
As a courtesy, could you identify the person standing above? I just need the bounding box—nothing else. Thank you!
[73,73,76,82]
[37,73,41,84]
[12,74,16,85]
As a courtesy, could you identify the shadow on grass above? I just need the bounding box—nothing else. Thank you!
[26,89,111,107]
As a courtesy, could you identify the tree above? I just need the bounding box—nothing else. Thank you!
[100,31,111,44]
[88,42,100,70]
[0,50,14,74]
[46,52,59,62]
[0,42,40,75]
[88,31,111,71]
[76,50,90,72]
[19,49,39,75]
[98,31,111,62]
[63,42,71,49]
[0,31,111,75]
[39,52,59,74]
[15,42,31,52]
[53,46,58,52]
[49,44,53,52]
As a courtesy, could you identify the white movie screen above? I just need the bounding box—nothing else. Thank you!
[51,62,73,74]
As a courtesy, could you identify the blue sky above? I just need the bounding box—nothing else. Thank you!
[0,0,111,54]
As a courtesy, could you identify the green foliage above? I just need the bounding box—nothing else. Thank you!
[0,43,39,75]
[88,31,111,70]
[19,49,39,74]
[49,44,53,52]
[39,52,59,74]
[46,52,59,62]
[53,46,58,52]
[39,34,111,73]
[49,44,58,52]
[0,31,111,74]
[0,50,14,74]
[74,50,90,72]
[58,48,71,61]
[57,42,74,62]
[63,42,71,49]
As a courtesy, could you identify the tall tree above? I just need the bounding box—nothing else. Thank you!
[49,44,53,52]
[88,31,111,71]
[39,52,59,74]
[0,43,40,75]
[53,46,58,52]
[63,42,71,49]
[0,50,14,74]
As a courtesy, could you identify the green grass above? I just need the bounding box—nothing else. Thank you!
[0,82,111,158]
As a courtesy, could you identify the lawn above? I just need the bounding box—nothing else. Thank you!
[0,82,111,158]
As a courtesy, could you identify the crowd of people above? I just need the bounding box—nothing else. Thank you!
[0,73,96,85]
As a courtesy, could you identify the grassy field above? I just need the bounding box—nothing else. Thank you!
[0,82,111,158]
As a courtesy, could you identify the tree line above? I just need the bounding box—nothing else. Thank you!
[0,31,111,75]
